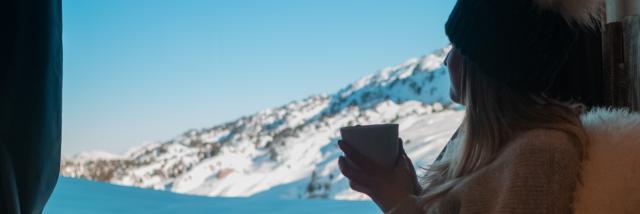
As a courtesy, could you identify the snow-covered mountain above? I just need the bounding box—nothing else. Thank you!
[60,46,464,200]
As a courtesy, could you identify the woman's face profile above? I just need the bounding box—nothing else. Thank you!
[445,47,464,104]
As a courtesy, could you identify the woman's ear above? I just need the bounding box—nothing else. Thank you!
[444,51,451,67]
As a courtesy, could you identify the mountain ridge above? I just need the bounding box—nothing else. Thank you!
[61,46,463,200]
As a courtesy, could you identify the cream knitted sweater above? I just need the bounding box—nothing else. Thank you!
[389,129,580,214]
[389,108,640,214]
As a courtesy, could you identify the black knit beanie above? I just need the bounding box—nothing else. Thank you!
[445,0,602,93]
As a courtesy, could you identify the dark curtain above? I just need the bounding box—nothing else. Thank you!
[2,0,63,213]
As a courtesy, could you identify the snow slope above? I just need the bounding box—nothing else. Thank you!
[60,46,464,200]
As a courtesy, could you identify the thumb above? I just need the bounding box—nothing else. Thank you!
[398,138,408,156]
[393,138,406,166]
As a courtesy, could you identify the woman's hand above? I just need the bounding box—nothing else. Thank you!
[338,138,422,212]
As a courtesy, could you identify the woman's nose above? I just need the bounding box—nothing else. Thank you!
[444,51,450,66]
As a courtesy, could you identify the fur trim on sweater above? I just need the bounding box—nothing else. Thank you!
[574,108,640,213]
[534,0,603,27]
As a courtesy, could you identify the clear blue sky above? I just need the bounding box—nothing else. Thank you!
[62,0,456,155]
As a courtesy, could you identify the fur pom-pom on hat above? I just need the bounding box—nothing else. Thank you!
[534,0,604,28]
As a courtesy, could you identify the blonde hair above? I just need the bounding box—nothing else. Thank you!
[419,56,588,206]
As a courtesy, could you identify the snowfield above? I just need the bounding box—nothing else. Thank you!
[60,46,464,200]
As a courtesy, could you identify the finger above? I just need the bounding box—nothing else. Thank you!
[349,181,372,195]
[394,141,406,166]
[338,140,367,164]
[338,140,379,171]
[393,154,415,176]
[390,155,421,195]
[393,138,409,166]
[392,145,422,195]
[404,153,416,171]
[398,138,407,156]
[339,156,374,186]
[404,157,422,194]
[338,156,366,181]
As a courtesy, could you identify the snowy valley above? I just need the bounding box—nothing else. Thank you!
[60,46,464,200]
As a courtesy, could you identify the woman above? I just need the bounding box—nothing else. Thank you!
[338,0,631,213]
[340,45,586,213]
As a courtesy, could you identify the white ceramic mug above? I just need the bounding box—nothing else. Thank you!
[339,124,400,169]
